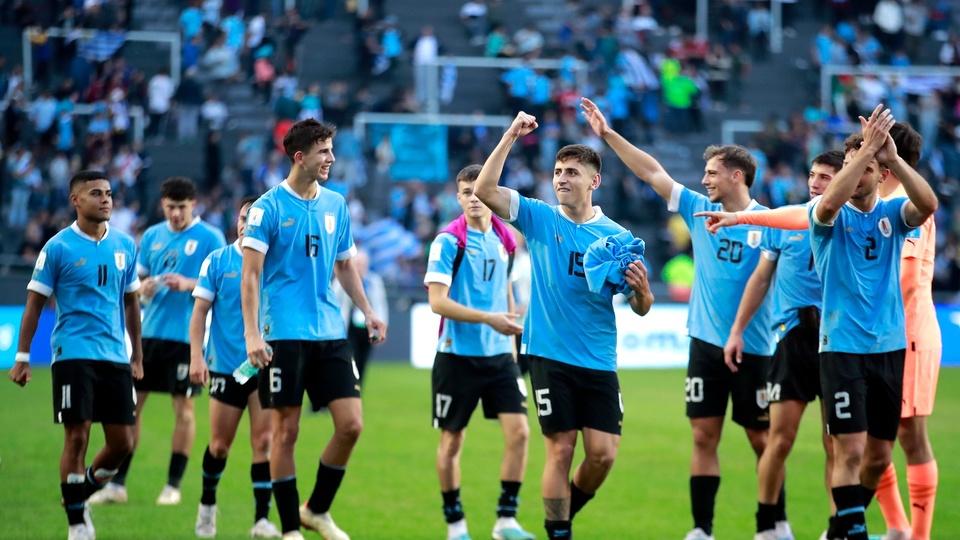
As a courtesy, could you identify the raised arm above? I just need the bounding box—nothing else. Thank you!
[724,256,776,372]
[475,112,539,220]
[878,138,938,227]
[581,97,677,201]
[695,205,808,234]
[816,105,893,225]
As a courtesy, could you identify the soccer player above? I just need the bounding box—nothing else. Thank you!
[425,164,533,540]
[701,151,844,540]
[91,177,226,506]
[9,170,143,540]
[189,196,281,538]
[241,119,388,540]
[579,97,782,540]
[475,112,655,540]
[871,122,940,540]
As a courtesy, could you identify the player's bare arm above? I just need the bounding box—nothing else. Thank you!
[877,135,939,227]
[475,111,538,219]
[625,260,654,316]
[816,104,893,224]
[162,273,197,292]
[725,256,776,372]
[188,298,213,385]
[8,290,47,387]
[241,247,272,368]
[580,97,677,201]
[124,291,144,380]
[427,283,523,336]
[696,205,809,234]
[335,257,388,343]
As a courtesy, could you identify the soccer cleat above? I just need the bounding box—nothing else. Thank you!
[492,517,535,540]
[817,531,828,540]
[250,518,282,538]
[82,503,96,539]
[281,532,306,540]
[683,528,714,540]
[775,520,794,540]
[156,485,182,505]
[67,524,94,540]
[299,504,350,540]
[880,529,911,540]
[754,530,777,540]
[86,483,127,505]
[195,503,217,537]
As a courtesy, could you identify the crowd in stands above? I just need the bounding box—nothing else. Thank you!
[2,0,960,297]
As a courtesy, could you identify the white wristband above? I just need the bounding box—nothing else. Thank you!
[14,352,30,364]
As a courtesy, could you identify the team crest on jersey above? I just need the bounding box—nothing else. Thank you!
[878,216,892,238]
[114,251,126,270]
[747,230,762,248]
[325,212,336,234]
[498,244,509,262]
[185,239,199,256]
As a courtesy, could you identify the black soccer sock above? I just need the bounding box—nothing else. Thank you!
[442,488,465,523]
[497,481,522,518]
[775,482,787,521]
[569,480,594,520]
[690,475,720,535]
[545,519,572,539]
[272,476,301,533]
[200,447,227,506]
[861,486,876,510]
[756,502,778,533]
[167,452,189,489]
[252,461,272,522]
[111,453,133,486]
[62,479,86,526]
[306,461,346,514]
[84,466,109,499]
[832,484,868,540]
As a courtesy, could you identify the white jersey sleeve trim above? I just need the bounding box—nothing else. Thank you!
[506,189,520,222]
[899,199,918,228]
[137,263,150,277]
[424,272,453,287]
[336,244,358,261]
[761,250,779,261]
[27,280,53,297]
[192,286,215,302]
[125,277,142,294]
[810,199,835,227]
[667,183,684,212]
[241,237,270,254]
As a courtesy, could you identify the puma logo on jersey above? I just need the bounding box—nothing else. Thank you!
[224,271,238,278]
[281,217,295,227]
[151,242,163,251]
[74,258,87,267]
[913,502,928,512]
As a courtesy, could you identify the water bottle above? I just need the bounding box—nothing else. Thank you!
[233,345,272,384]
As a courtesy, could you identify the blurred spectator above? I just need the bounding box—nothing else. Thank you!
[201,33,241,83]
[460,0,487,46]
[412,26,440,105]
[147,68,174,141]
[173,67,204,143]
[873,0,904,54]
[200,92,229,131]
[513,21,544,57]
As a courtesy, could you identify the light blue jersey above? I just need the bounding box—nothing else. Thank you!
[668,184,775,356]
[809,196,913,353]
[193,242,245,373]
[139,217,226,343]
[424,229,514,357]
[761,215,822,340]
[242,181,356,341]
[506,190,632,371]
[28,223,140,364]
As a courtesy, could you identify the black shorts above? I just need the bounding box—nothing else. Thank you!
[528,355,623,436]
[769,325,821,403]
[135,338,203,397]
[52,360,136,425]
[431,352,527,431]
[686,338,770,429]
[259,339,360,410]
[820,349,904,440]
[209,371,259,409]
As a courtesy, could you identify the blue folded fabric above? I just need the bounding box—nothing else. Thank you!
[583,231,646,296]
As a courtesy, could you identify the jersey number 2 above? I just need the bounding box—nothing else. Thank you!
[864,237,878,260]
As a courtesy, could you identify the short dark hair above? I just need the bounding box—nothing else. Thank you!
[843,133,864,156]
[239,195,259,209]
[160,176,197,201]
[703,145,758,187]
[555,144,602,174]
[890,121,922,168]
[283,118,337,162]
[69,170,109,192]
[812,150,844,172]
[456,164,482,185]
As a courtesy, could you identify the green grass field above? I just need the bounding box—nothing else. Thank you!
[1,365,957,539]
